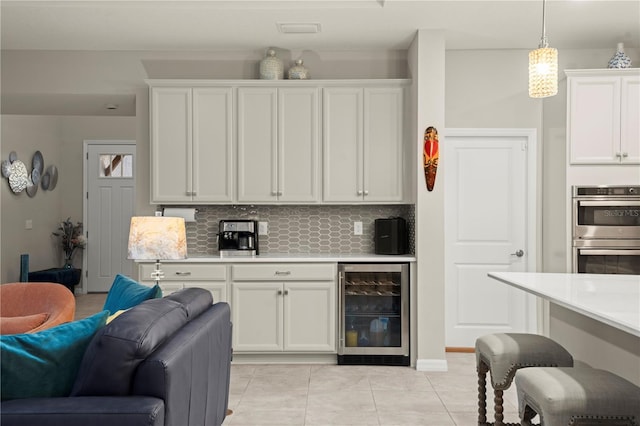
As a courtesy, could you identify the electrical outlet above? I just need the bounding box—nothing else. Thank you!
[354,221,363,235]
[25,219,33,230]
[258,221,268,236]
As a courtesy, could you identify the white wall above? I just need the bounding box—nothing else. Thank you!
[1,116,63,282]
[0,115,136,284]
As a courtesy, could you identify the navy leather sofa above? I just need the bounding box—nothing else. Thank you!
[1,287,233,426]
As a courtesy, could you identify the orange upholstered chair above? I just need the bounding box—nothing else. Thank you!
[0,282,76,334]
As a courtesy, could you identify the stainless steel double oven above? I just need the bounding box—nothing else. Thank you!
[572,185,640,275]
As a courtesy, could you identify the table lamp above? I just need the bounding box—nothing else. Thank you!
[127,216,187,285]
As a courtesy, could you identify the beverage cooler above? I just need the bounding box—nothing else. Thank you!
[338,263,409,366]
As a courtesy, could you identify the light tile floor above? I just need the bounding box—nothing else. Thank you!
[75,293,521,426]
[226,354,520,426]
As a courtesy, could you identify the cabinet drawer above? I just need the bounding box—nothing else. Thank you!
[139,263,227,281]
[232,263,336,281]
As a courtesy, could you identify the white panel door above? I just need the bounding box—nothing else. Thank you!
[284,281,336,352]
[237,87,278,202]
[231,282,283,351]
[568,77,621,164]
[278,87,319,202]
[444,130,536,347]
[85,142,136,293]
[192,87,234,202]
[621,75,640,163]
[364,87,404,202]
[323,87,363,202]
[150,87,192,202]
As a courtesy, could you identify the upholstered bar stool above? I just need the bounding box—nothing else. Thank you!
[515,367,640,426]
[475,333,574,426]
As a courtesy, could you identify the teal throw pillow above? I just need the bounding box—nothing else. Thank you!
[102,274,162,313]
[0,310,109,401]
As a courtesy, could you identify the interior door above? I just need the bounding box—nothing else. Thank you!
[444,129,536,347]
[85,142,136,293]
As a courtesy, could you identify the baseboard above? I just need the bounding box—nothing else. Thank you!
[415,358,448,372]
[446,347,475,353]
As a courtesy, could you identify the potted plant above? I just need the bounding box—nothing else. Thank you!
[52,218,86,268]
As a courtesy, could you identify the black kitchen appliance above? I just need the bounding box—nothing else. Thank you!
[338,263,410,366]
[374,217,407,255]
[218,220,259,257]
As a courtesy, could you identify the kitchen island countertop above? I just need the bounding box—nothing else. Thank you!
[488,272,640,337]
[138,253,416,263]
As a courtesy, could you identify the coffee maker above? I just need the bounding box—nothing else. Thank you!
[218,220,259,257]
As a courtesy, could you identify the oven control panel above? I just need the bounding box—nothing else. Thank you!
[574,185,640,196]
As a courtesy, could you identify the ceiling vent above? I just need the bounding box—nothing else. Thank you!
[277,23,321,34]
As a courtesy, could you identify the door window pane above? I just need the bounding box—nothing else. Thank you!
[99,154,133,178]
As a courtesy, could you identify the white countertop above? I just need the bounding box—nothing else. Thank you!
[140,253,416,263]
[488,272,640,337]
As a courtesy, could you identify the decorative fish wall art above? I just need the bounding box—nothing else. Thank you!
[423,126,439,191]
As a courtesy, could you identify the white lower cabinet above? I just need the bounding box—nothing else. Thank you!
[138,263,228,303]
[231,263,337,353]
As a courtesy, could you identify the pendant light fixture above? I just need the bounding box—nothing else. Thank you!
[528,0,558,98]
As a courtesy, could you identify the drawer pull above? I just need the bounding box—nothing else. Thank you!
[274,271,291,276]
[175,272,192,276]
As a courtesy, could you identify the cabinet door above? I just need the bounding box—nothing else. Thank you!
[159,282,184,296]
[185,282,228,304]
[284,281,336,352]
[278,87,320,202]
[231,282,283,351]
[323,87,363,202]
[237,87,278,202]
[569,76,621,164]
[193,88,234,202]
[621,76,640,164]
[364,87,404,202]
[150,87,192,202]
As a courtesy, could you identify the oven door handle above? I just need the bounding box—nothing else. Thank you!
[579,249,640,256]
[578,200,640,207]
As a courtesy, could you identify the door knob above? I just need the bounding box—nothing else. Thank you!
[510,249,525,257]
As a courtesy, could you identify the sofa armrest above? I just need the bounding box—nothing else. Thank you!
[0,396,164,426]
[133,302,232,426]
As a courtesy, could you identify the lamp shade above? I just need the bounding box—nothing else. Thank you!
[127,216,187,260]
[528,47,558,98]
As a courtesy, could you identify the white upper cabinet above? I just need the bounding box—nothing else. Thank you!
[150,86,233,203]
[237,87,319,203]
[323,86,405,202]
[567,69,640,165]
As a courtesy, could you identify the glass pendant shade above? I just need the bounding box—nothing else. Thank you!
[528,46,558,98]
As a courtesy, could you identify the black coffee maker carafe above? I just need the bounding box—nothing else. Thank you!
[218,220,259,257]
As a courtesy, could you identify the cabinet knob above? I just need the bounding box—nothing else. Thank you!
[277,290,283,295]
[277,191,283,196]
[622,152,629,158]
[271,191,278,196]
[357,190,363,195]
[364,190,369,196]
[284,289,289,296]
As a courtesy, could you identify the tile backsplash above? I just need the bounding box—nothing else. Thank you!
[164,204,415,256]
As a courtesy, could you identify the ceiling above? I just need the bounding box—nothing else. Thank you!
[2,1,638,116]
[2,0,639,52]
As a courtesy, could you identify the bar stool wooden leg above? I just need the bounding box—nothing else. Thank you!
[478,360,489,425]
[493,389,504,426]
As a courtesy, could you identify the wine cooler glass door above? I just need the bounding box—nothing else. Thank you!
[339,263,409,359]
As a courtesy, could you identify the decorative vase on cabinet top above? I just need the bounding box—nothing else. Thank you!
[259,49,284,80]
[608,42,632,69]
[288,59,310,80]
